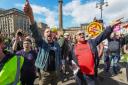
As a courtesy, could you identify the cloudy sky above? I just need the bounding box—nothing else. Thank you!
[0,0,128,28]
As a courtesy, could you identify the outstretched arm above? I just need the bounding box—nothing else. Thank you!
[23,0,43,46]
[94,20,121,46]
[24,0,34,25]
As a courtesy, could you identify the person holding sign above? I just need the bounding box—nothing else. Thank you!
[69,20,122,85]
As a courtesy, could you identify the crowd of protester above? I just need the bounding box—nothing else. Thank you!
[0,1,128,85]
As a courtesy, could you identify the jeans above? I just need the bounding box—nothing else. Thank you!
[75,70,95,85]
[104,55,110,72]
[86,75,95,85]
[75,71,87,85]
[104,54,120,74]
[21,76,35,85]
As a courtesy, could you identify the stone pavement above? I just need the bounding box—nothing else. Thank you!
[34,63,128,85]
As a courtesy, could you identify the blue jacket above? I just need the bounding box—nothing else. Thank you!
[30,23,61,71]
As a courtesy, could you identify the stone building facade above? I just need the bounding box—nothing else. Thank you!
[0,8,30,38]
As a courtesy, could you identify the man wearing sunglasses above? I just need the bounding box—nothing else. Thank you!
[23,0,121,85]
[71,21,121,85]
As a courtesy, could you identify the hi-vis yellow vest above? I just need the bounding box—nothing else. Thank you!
[121,54,128,62]
[0,55,24,85]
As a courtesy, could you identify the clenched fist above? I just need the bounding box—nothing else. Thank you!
[23,0,34,24]
[110,17,123,27]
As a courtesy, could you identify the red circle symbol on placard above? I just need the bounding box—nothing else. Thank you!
[87,22,103,38]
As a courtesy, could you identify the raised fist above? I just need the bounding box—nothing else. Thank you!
[110,17,123,27]
[23,0,34,24]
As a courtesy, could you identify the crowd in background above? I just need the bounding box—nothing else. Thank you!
[0,1,128,85]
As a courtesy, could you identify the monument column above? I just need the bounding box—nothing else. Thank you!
[58,0,63,31]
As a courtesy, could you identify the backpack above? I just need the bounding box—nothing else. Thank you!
[108,40,120,52]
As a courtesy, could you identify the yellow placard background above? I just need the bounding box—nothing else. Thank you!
[86,22,103,38]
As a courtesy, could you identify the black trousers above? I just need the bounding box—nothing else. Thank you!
[75,70,87,85]
[21,74,36,85]
[126,63,128,81]
[21,78,35,85]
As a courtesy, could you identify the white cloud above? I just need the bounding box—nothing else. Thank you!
[15,4,57,27]
[104,0,128,19]
[31,5,57,27]
[63,0,99,25]
[15,4,24,7]
[15,0,128,28]
[63,0,128,26]
[36,17,43,22]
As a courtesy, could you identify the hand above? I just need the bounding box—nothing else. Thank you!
[15,29,23,41]
[122,22,128,28]
[23,0,34,24]
[110,18,123,27]
[15,35,20,42]
[71,63,80,75]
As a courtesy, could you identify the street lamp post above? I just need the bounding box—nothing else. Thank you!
[96,0,108,19]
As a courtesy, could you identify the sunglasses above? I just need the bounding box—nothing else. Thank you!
[23,42,31,44]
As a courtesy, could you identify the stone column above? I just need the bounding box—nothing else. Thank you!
[58,0,63,31]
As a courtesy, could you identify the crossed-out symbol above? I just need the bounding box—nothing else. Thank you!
[87,22,102,38]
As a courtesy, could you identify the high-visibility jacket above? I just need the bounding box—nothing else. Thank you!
[121,54,128,62]
[0,55,24,85]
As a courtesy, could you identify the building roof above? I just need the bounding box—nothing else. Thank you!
[0,8,25,17]
[64,27,81,31]
[0,8,5,14]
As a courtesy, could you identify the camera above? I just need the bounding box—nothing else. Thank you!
[17,31,23,37]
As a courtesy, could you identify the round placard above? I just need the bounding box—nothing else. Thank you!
[86,22,103,38]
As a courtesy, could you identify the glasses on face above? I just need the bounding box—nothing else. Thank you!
[23,42,30,44]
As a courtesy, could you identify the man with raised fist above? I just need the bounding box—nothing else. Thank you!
[23,0,62,85]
